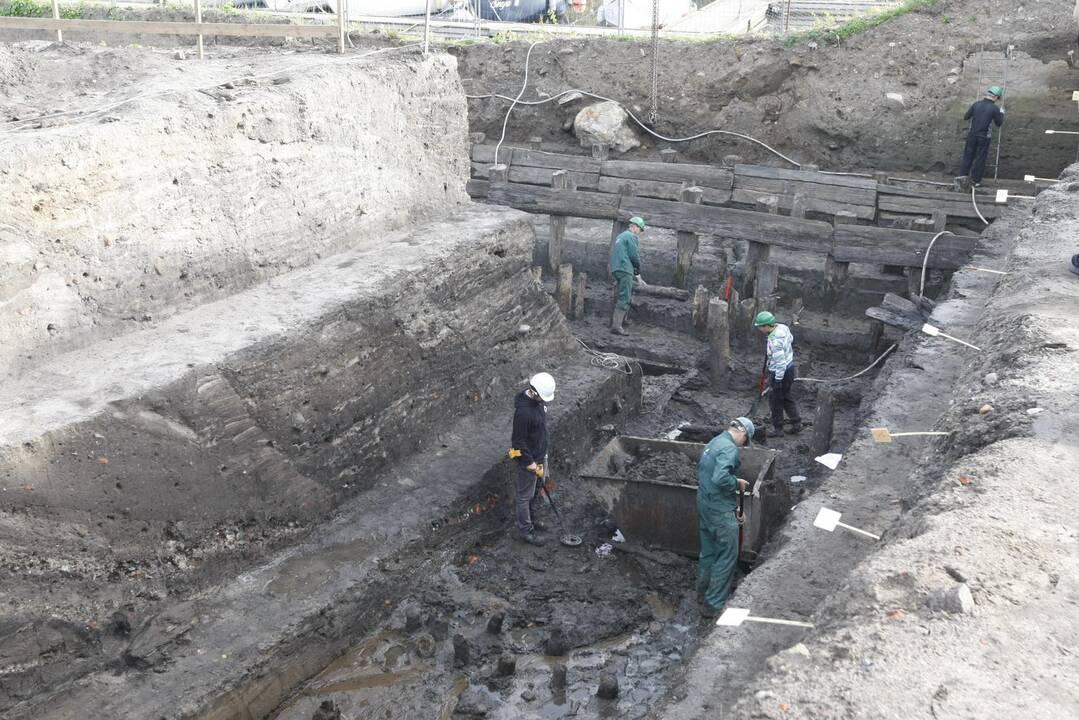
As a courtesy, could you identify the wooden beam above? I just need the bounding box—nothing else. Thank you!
[693,285,711,334]
[674,186,703,289]
[634,284,691,301]
[556,264,573,316]
[754,262,779,301]
[602,160,734,190]
[660,148,678,163]
[597,176,729,205]
[833,225,975,269]
[734,163,877,190]
[865,306,922,331]
[573,272,587,320]
[707,298,731,390]
[485,182,621,221]
[877,187,1001,219]
[509,165,599,191]
[810,389,835,458]
[731,188,876,220]
[0,15,341,38]
[548,171,568,273]
[508,147,602,173]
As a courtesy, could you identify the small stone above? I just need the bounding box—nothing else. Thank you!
[979,404,993,415]
[787,643,811,658]
[521,689,537,702]
[983,372,998,385]
[1027,408,1044,416]
[885,92,905,109]
[926,583,975,614]
[755,690,776,701]
[486,612,504,635]
[413,632,436,658]
[497,653,517,677]
[550,663,567,689]
[597,673,620,699]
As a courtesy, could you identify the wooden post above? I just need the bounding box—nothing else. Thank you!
[51,0,62,42]
[608,182,632,262]
[868,319,884,357]
[931,209,946,232]
[727,286,740,345]
[573,272,587,320]
[194,0,204,60]
[336,0,346,53]
[742,196,777,296]
[489,164,508,185]
[790,193,807,219]
[556,264,573,316]
[823,211,855,308]
[738,297,757,346]
[673,186,703,289]
[660,148,678,163]
[548,170,567,273]
[754,262,779,301]
[810,389,835,458]
[906,267,923,300]
[529,136,543,150]
[722,155,743,169]
[531,266,543,283]
[873,171,890,186]
[707,298,731,390]
[591,143,609,161]
[692,285,711,334]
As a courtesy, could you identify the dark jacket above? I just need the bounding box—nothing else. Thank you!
[964,98,1004,138]
[510,389,548,466]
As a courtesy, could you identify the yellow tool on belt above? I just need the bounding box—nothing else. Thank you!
[508,449,522,459]
[508,449,546,479]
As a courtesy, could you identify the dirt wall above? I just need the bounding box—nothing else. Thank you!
[0,43,469,376]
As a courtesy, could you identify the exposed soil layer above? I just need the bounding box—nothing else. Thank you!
[622,450,699,486]
[455,0,1076,178]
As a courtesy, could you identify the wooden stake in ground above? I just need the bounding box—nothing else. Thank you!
[870,427,951,443]
[573,272,587,320]
[813,507,880,540]
[707,298,731,390]
[716,608,814,629]
[810,389,834,458]
[692,285,711,334]
[548,171,568,273]
[556,264,573,316]
[673,187,703,289]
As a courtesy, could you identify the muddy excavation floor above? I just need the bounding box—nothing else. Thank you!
[268,312,878,720]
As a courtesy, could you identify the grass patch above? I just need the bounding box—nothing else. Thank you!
[784,0,939,47]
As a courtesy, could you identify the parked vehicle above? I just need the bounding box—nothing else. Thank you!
[596,0,696,28]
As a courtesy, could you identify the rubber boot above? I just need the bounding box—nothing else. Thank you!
[610,308,629,336]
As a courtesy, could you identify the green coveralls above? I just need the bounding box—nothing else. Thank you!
[696,431,741,610]
[609,229,641,311]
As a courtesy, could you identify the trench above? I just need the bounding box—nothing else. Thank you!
[250,211,923,720]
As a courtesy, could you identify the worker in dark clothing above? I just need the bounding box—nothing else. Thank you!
[696,416,754,617]
[508,372,556,546]
[609,216,648,336]
[958,86,1005,187]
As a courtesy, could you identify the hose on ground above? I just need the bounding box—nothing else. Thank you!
[918,230,956,298]
[576,338,634,375]
[971,185,990,225]
[494,41,541,167]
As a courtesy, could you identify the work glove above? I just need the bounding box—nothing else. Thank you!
[533,463,545,479]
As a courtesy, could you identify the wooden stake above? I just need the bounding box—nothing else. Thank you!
[707,298,731,390]
[931,209,947,232]
[810,389,834,458]
[738,297,757,345]
[573,272,587,320]
[790,193,807,219]
[194,0,204,60]
[692,285,711,334]
[548,170,567,273]
[673,186,703,289]
[823,210,855,308]
[754,262,779,301]
[51,0,61,42]
[336,0,345,54]
[608,182,632,261]
[659,148,678,163]
[556,264,573,316]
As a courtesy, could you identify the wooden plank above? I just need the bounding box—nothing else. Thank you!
[548,171,568,273]
[877,189,1001,219]
[707,298,732,390]
[510,148,602,174]
[865,306,922,332]
[734,175,877,206]
[573,273,587,320]
[466,179,489,198]
[621,196,834,253]
[734,164,877,190]
[485,182,621,221]
[674,187,703,289]
[0,15,339,38]
[731,188,876,220]
[597,176,730,205]
[833,225,975,270]
[509,165,599,191]
[602,160,734,190]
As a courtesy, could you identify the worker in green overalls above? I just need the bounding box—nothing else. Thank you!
[696,416,754,617]
[608,216,647,335]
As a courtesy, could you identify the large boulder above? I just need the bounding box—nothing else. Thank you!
[573,100,640,153]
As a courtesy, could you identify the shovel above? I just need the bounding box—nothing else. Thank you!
[746,357,769,416]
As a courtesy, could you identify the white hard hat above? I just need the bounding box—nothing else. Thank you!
[530,372,556,402]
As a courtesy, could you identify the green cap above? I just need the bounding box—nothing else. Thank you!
[987,86,1004,98]
[753,310,777,327]
[629,216,646,230]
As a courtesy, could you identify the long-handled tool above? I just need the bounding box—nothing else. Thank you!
[736,488,747,555]
[746,357,769,416]
[538,461,582,547]
[716,607,814,629]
